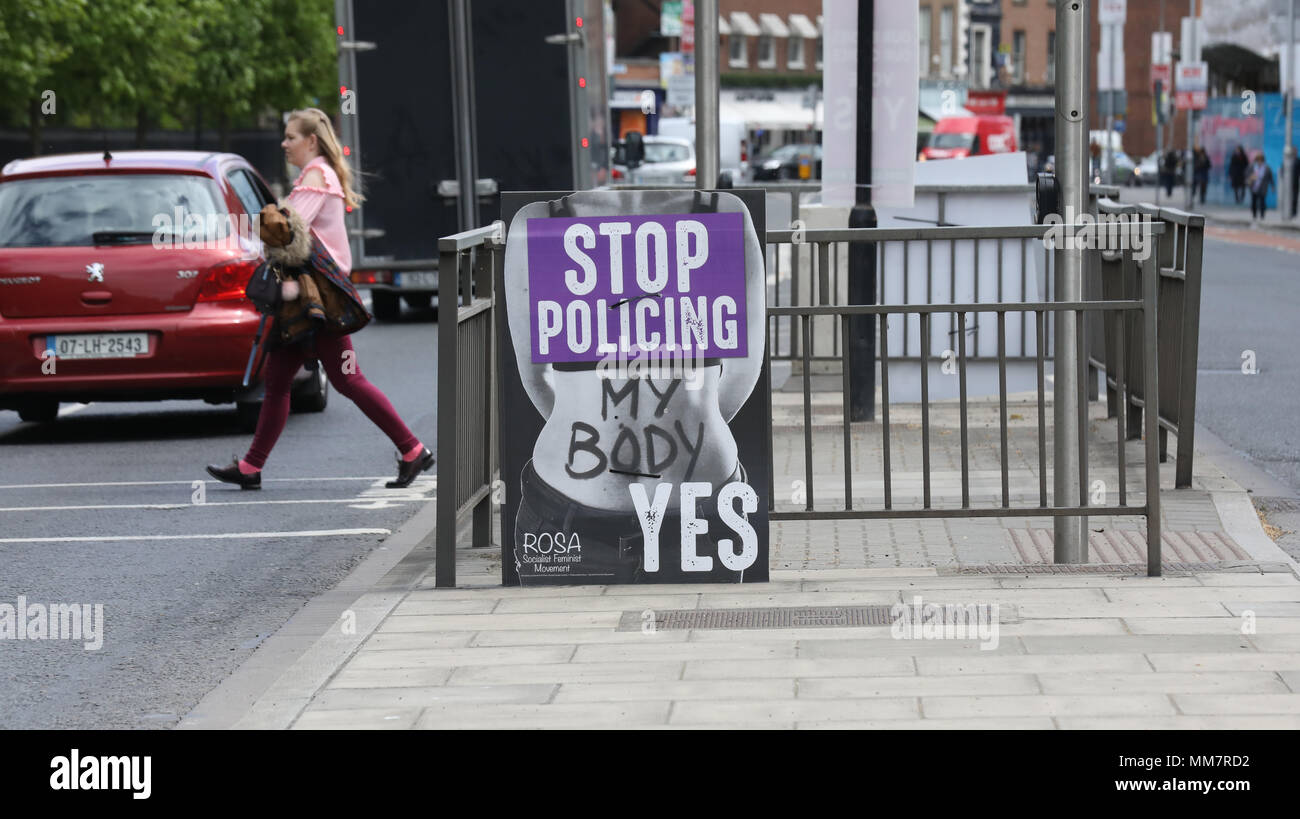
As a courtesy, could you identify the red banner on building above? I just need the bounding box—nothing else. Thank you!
[965,90,1007,116]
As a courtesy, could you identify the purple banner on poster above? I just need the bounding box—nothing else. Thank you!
[526,212,747,363]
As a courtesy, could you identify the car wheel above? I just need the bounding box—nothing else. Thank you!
[403,293,433,310]
[372,290,401,321]
[18,399,59,423]
[236,401,262,433]
[291,363,329,413]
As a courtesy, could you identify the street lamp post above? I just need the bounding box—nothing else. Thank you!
[1054,0,1089,562]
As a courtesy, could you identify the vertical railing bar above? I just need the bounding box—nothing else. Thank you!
[921,312,932,509]
[802,314,814,511]
[902,239,910,357]
[841,314,853,510]
[1077,308,1088,511]
[1035,309,1048,508]
[998,310,1010,508]
[1020,237,1028,356]
[1143,252,1162,578]
[958,309,970,509]
[1116,306,1127,507]
[880,314,893,510]
[973,238,980,355]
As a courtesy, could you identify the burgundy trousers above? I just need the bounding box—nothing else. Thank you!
[243,333,419,470]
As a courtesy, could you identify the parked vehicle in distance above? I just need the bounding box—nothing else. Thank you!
[611,135,696,186]
[1132,151,1160,186]
[1093,150,1137,186]
[751,143,822,181]
[0,151,325,430]
[921,115,1018,160]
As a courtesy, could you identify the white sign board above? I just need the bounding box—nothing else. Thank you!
[1151,32,1173,67]
[821,0,917,208]
[1097,24,1126,91]
[1175,61,1208,110]
[1099,0,1127,26]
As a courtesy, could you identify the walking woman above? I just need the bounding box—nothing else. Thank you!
[1247,151,1275,223]
[206,108,433,490]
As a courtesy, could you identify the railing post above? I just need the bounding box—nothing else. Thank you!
[1175,214,1205,488]
[1142,240,1162,577]
[435,248,460,588]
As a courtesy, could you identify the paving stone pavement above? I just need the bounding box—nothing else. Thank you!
[231,391,1300,730]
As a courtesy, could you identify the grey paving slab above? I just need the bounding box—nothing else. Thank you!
[922,695,1177,718]
[1058,715,1300,729]
[1123,617,1300,635]
[1036,671,1290,695]
[797,674,1039,698]
[292,707,423,730]
[553,679,794,703]
[668,698,920,724]
[572,642,797,663]
[414,701,672,729]
[470,629,692,647]
[310,683,557,710]
[917,653,1155,675]
[345,645,575,669]
[795,717,1056,729]
[683,657,917,679]
[327,667,454,689]
[1019,635,1255,655]
[1146,653,1300,672]
[1172,694,1300,714]
[447,662,685,685]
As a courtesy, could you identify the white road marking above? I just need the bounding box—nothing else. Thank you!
[0,528,392,544]
[56,403,92,417]
[0,497,431,513]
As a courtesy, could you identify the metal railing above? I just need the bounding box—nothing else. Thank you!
[1090,199,1205,488]
[432,188,1194,585]
[765,223,1167,577]
[434,224,501,588]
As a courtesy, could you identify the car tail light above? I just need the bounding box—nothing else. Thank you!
[198,259,256,302]
[351,269,393,285]
[611,167,624,180]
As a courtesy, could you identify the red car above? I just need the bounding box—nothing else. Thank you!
[0,150,326,430]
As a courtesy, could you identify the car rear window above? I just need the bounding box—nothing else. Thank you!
[644,143,692,163]
[0,173,227,248]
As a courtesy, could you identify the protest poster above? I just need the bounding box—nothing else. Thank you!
[498,189,769,585]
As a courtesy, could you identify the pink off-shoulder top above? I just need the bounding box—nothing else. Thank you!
[288,155,352,275]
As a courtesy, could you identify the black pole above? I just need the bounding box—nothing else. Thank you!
[847,0,876,422]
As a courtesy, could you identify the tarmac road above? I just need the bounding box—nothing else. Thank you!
[0,300,438,729]
[1195,235,1300,495]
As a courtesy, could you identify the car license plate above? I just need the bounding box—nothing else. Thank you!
[48,332,148,360]
[394,272,436,288]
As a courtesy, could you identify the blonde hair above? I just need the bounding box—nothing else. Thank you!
[288,107,364,209]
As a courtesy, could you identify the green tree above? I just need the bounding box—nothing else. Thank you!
[0,0,84,154]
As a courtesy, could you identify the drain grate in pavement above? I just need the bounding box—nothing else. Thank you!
[617,604,1010,631]
[944,561,1292,575]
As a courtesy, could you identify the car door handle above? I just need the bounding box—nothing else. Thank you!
[81,290,113,306]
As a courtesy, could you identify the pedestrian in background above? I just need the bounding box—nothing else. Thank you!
[1247,151,1274,223]
[1160,149,1180,197]
[1228,145,1249,204]
[206,108,433,490]
[1192,146,1211,205]
[1290,152,1299,218]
